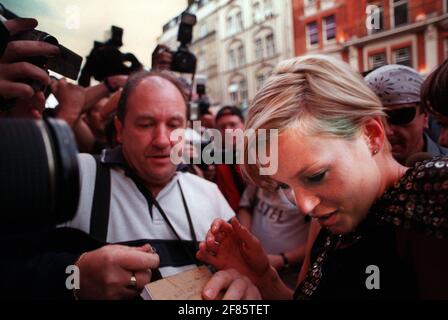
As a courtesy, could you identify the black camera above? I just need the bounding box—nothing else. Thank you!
[171,12,197,74]
[0,118,80,229]
[0,4,83,87]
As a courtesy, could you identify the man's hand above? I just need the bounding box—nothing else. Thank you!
[53,78,86,126]
[76,244,159,300]
[151,44,172,71]
[0,18,59,100]
[202,269,262,300]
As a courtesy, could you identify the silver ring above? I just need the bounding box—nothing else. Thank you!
[127,274,137,290]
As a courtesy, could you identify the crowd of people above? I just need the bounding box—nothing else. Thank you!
[1,10,448,300]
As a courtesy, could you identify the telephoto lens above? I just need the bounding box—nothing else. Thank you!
[0,118,80,228]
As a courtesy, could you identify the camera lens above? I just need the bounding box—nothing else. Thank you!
[0,118,79,227]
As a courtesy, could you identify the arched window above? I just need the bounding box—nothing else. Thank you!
[228,74,248,106]
[226,6,243,35]
[228,39,245,69]
[254,27,275,61]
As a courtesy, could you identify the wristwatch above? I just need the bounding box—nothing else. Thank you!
[280,252,289,268]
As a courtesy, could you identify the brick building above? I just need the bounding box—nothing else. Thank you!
[292,0,448,74]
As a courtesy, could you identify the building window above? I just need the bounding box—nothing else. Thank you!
[266,34,276,58]
[393,46,412,67]
[229,83,238,103]
[256,73,265,91]
[304,0,317,16]
[254,2,262,23]
[227,16,233,34]
[392,0,408,27]
[369,52,387,69]
[228,49,236,69]
[445,0,448,13]
[255,38,263,60]
[306,21,319,48]
[236,12,243,32]
[323,15,336,43]
[264,0,273,16]
[238,45,246,67]
[239,79,248,103]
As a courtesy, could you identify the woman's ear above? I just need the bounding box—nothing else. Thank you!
[362,117,385,155]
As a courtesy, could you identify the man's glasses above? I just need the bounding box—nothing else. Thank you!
[385,106,417,126]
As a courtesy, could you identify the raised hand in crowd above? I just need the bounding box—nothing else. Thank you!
[151,44,172,71]
[75,244,159,300]
[52,78,86,126]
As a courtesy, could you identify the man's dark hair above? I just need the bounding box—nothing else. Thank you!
[116,70,188,122]
[215,105,244,123]
[421,58,448,117]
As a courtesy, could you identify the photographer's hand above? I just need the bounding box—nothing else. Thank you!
[0,18,59,100]
[75,244,159,300]
[151,44,172,71]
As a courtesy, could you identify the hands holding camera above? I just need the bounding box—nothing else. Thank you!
[0,18,59,102]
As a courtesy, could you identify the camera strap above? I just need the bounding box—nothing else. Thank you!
[90,156,111,242]
[125,170,201,266]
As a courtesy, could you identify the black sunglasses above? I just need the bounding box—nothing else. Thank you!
[385,107,417,126]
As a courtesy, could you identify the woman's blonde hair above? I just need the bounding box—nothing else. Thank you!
[243,54,386,187]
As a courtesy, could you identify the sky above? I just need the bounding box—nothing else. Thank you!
[2,0,188,68]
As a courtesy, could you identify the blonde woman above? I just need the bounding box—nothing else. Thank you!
[197,55,448,300]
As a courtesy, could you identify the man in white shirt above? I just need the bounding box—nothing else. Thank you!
[66,71,234,298]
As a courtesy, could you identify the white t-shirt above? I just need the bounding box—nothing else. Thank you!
[65,153,235,276]
[239,185,309,254]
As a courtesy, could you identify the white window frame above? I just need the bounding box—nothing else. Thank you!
[323,15,336,44]
[227,15,233,35]
[228,49,236,70]
[236,11,243,33]
[390,0,408,28]
[256,73,265,91]
[306,21,319,49]
[265,33,276,58]
[238,45,246,67]
[229,83,239,103]
[255,38,264,60]
[239,79,248,103]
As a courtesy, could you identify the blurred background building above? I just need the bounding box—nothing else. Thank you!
[293,0,448,74]
[158,0,295,109]
[158,0,448,109]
